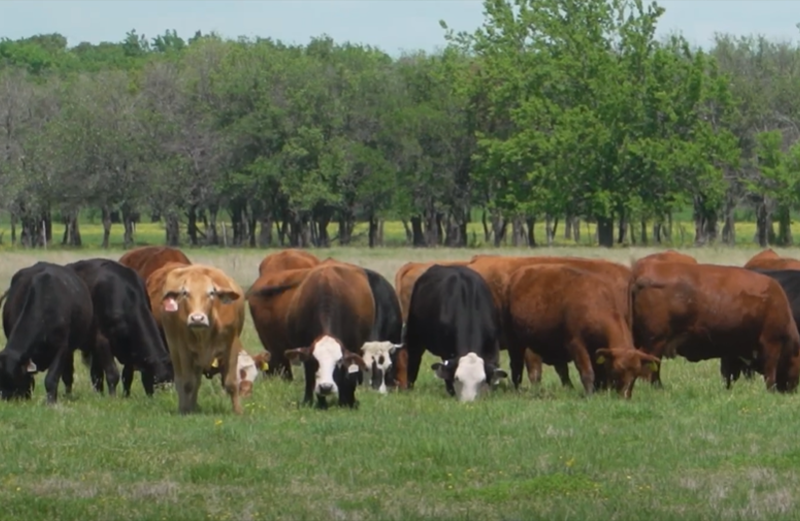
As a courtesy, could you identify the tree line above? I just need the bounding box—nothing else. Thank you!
[0,0,798,249]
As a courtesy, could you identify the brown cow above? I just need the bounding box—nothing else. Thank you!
[632,261,800,392]
[119,246,191,282]
[633,250,697,267]
[467,254,633,388]
[743,249,800,271]
[505,264,658,398]
[149,263,246,414]
[258,249,321,277]
[249,263,373,408]
[394,260,470,322]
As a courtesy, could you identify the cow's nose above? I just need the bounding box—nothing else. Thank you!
[187,313,208,327]
[318,383,334,395]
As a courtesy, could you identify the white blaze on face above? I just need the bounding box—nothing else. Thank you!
[453,352,488,402]
[312,336,344,396]
[360,341,397,394]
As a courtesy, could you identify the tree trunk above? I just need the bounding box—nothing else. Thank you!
[755,200,769,248]
[411,216,425,247]
[511,216,526,247]
[492,213,507,247]
[121,204,135,249]
[617,209,627,244]
[101,205,112,249]
[317,214,330,248]
[187,205,199,246]
[207,205,219,246]
[165,211,180,246]
[401,219,413,244]
[482,209,491,244]
[368,214,378,248]
[248,210,257,248]
[776,206,792,246]
[545,215,557,246]
[640,219,648,246]
[258,213,273,247]
[10,211,16,246]
[525,216,537,247]
[597,216,614,248]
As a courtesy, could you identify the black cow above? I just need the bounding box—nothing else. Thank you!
[66,259,173,397]
[0,262,94,403]
[720,268,800,388]
[403,265,507,402]
[360,268,403,393]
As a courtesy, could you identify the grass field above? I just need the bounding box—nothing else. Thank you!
[2,246,800,521]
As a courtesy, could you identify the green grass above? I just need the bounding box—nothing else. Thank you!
[0,247,799,520]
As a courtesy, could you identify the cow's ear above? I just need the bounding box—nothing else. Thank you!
[636,351,661,373]
[162,292,180,313]
[343,352,367,371]
[285,347,312,365]
[487,365,508,384]
[25,360,37,373]
[389,343,403,354]
[216,289,240,305]
[431,361,453,380]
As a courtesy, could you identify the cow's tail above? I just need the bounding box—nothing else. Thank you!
[245,282,301,299]
[627,272,635,332]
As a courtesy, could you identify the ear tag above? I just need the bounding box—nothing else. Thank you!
[647,361,658,371]
[596,355,606,364]
[260,361,269,371]
[163,298,178,312]
[210,358,220,368]
[348,364,360,374]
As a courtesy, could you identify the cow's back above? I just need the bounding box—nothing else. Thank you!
[287,264,374,353]
[258,249,320,277]
[394,260,469,322]
[120,246,191,282]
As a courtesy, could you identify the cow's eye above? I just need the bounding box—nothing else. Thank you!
[180,289,189,297]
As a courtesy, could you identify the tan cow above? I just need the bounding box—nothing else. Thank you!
[258,249,321,277]
[149,263,246,414]
[743,249,800,271]
[394,260,470,322]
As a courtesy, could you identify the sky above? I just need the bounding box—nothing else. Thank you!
[1,1,799,56]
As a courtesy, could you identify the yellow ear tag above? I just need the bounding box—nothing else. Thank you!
[260,362,269,371]
[211,358,219,368]
[596,356,606,364]
[647,361,658,371]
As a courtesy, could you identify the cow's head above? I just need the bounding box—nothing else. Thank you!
[595,348,661,399]
[0,351,37,400]
[285,335,367,399]
[161,270,240,330]
[237,350,271,398]
[360,341,403,394]
[431,352,508,402]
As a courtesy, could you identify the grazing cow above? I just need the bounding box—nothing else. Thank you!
[743,248,800,271]
[208,350,272,398]
[466,254,633,389]
[505,264,659,398]
[360,268,403,392]
[150,263,246,414]
[66,259,173,397]
[721,267,800,388]
[119,246,192,283]
[394,260,470,322]
[401,265,507,402]
[250,264,373,408]
[632,262,800,392]
[0,262,94,403]
[258,249,320,277]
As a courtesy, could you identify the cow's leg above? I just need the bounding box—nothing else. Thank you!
[719,357,739,390]
[61,350,75,396]
[44,346,71,404]
[121,364,135,397]
[269,351,293,381]
[523,348,541,386]
[223,347,243,415]
[91,336,120,396]
[140,369,156,397]
[301,360,316,406]
[394,348,409,390]
[505,342,524,389]
[554,363,573,388]
[569,342,595,396]
[89,353,105,394]
[170,346,196,414]
[405,345,424,390]
[760,343,778,391]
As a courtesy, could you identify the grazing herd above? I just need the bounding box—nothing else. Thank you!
[1,246,800,415]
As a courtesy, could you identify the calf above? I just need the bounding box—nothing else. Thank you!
[505,264,658,398]
[67,259,173,397]
[252,264,372,409]
[0,262,94,403]
[632,262,800,391]
[402,265,507,402]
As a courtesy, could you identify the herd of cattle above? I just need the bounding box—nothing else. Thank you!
[1,246,800,413]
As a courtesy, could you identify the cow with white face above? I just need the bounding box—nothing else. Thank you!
[360,341,403,394]
[286,335,367,408]
[398,264,508,402]
[432,353,507,402]
[248,263,374,410]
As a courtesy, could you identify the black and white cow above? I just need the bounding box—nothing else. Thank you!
[403,264,507,402]
[361,268,403,393]
[0,262,94,403]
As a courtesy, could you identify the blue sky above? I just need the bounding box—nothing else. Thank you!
[1,1,798,55]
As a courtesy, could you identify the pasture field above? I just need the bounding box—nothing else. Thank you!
[1,246,800,521]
